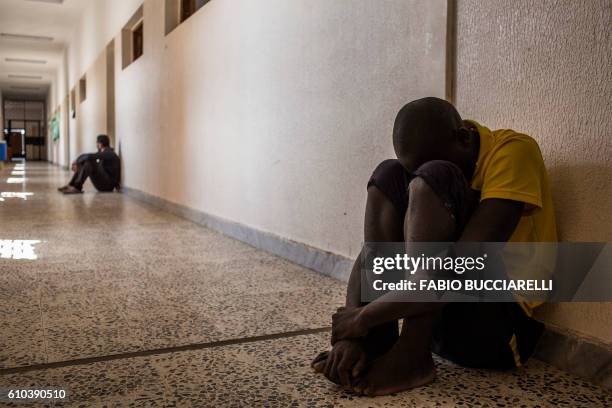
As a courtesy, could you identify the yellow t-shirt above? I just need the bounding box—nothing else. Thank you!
[466,120,558,313]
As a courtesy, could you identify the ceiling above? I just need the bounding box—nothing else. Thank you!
[0,0,92,100]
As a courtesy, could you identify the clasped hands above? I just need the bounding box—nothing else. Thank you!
[317,306,370,387]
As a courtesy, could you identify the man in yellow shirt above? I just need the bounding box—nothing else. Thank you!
[311,97,557,395]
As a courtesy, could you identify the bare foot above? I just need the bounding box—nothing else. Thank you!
[351,344,436,396]
[311,351,328,373]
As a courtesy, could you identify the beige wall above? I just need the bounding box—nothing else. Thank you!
[74,51,108,156]
[47,49,67,166]
[115,0,447,258]
[52,47,110,165]
[47,0,142,166]
[455,0,611,342]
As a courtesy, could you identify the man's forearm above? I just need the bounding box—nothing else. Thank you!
[76,153,94,164]
[347,248,442,328]
[76,152,104,164]
[357,298,443,332]
[353,244,494,330]
[345,251,363,308]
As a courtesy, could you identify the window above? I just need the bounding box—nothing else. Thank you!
[79,76,86,103]
[121,5,144,69]
[165,0,210,35]
[70,88,76,118]
[181,0,209,22]
[180,0,194,22]
[132,22,143,61]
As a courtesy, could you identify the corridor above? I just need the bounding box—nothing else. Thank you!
[0,162,609,407]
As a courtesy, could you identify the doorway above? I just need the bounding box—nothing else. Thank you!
[2,100,46,160]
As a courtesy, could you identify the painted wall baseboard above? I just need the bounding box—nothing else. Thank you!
[123,185,610,389]
[534,327,611,389]
[122,187,353,282]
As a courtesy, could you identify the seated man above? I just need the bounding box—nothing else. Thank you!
[312,97,557,395]
[59,134,121,194]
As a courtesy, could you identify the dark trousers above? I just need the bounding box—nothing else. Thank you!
[69,161,116,192]
[367,159,544,369]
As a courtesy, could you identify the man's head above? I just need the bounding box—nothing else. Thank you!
[96,134,110,151]
[392,97,478,177]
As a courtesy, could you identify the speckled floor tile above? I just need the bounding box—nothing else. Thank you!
[50,358,165,407]
[0,314,47,369]
[3,332,607,407]
[2,162,610,407]
[0,369,55,407]
[44,308,144,363]
[149,332,611,407]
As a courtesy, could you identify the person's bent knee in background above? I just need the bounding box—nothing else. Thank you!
[59,134,121,194]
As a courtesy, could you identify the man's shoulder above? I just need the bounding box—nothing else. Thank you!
[466,119,538,147]
[490,130,543,163]
[103,149,120,159]
[491,128,537,144]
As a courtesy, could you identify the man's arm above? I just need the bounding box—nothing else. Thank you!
[345,254,363,308]
[457,198,524,242]
[332,198,524,342]
[76,149,118,165]
[76,152,99,164]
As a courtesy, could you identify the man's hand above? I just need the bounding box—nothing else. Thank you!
[322,340,368,387]
[331,306,368,344]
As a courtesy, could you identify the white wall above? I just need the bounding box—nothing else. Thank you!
[116,0,447,258]
[75,51,108,155]
[47,49,70,167]
[47,0,142,166]
[0,88,3,130]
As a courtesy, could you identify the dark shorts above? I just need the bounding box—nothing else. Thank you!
[367,159,544,369]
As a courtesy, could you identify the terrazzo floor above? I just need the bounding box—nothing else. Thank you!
[0,161,610,407]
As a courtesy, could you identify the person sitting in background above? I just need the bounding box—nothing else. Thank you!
[58,134,121,194]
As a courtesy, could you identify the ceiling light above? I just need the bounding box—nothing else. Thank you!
[0,33,54,42]
[8,74,43,80]
[10,86,41,91]
[25,0,64,3]
[5,58,47,64]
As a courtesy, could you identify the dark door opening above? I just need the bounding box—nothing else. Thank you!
[2,100,46,161]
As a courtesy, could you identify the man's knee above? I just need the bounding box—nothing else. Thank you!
[77,160,94,171]
[407,176,436,202]
[411,160,470,197]
[414,160,467,187]
[409,160,476,232]
[368,159,410,216]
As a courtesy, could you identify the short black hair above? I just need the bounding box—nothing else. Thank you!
[96,134,110,147]
[392,97,462,152]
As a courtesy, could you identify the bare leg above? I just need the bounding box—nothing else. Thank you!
[312,186,403,382]
[352,176,456,396]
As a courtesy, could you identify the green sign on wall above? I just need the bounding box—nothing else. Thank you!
[51,111,60,141]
